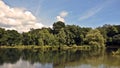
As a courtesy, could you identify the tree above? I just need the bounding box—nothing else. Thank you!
[114,25,120,34]
[53,21,65,34]
[22,32,32,45]
[0,28,8,45]
[64,25,77,45]
[106,26,118,37]
[97,25,119,45]
[6,30,21,46]
[57,28,66,45]
[97,27,107,43]
[38,38,44,46]
[37,28,57,46]
[85,29,105,48]
[112,34,120,45]
[64,25,87,45]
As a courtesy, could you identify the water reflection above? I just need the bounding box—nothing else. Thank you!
[0,48,120,68]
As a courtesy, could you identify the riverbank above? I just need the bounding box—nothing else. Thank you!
[0,45,91,50]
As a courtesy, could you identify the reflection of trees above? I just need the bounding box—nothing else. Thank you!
[0,49,21,65]
[22,49,53,64]
[0,49,120,68]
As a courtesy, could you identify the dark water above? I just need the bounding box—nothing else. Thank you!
[0,48,120,68]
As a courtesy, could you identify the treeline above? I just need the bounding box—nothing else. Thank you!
[0,21,120,47]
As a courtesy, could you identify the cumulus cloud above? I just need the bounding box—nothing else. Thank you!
[56,16,65,22]
[0,0,44,32]
[56,11,68,22]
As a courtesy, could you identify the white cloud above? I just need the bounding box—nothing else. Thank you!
[56,16,65,22]
[0,0,44,32]
[56,11,68,22]
[79,0,114,21]
[60,11,68,17]
[79,7,103,21]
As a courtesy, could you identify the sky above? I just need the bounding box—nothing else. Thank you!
[0,0,120,32]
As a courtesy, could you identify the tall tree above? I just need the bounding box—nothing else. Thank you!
[53,21,65,34]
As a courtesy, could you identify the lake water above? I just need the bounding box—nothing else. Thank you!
[0,48,120,68]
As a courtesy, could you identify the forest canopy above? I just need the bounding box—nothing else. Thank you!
[0,21,120,47]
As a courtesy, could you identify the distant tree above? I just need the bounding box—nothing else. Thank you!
[64,25,77,45]
[106,26,118,37]
[85,29,105,48]
[112,34,120,45]
[37,29,57,46]
[38,38,44,46]
[0,23,120,47]
[64,25,91,46]
[97,25,119,45]
[114,25,120,34]
[57,28,66,45]
[97,27,107,42]
[22,32,32,45]
[53,21,65,34]
[0,28,8,45]
[7,30,21,46]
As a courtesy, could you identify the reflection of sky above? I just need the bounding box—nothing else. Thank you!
[0,59,120,68]
[0,59,53,68]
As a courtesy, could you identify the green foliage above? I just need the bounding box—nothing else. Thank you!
[38,38,44,46]
[114,25,120,34]
[112,34,120,45]
[98,24,120,45]
[57,28,66,45]
[106,26,118,37]
[53,21,65,34]
[22,32,32,45]
[0,22,119,47]
[85,29,105,48]
[0,28,8,45]
[6,30,21,46]
[64,25,88,45]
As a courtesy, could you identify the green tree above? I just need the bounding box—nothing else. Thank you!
[97,27,107,43]
[57,28,66,45]
[112,34,120,45]
[0,28,8,45]
[37,28,57,46]
[114,25,120,34]
[64,25,87,45]
[106,26,118,37]
[97,25,119,45]
[85,29,105,48]
[64,25,77,45]
[22,32,32,45]
[6,30,21,46]
[38,38,44,46]
[53,21,65,34]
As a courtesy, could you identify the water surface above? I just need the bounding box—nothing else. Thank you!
[0,48,120,68]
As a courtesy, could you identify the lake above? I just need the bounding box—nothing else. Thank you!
[0,48,120,68]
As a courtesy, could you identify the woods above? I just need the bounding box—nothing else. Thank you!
[0,21,120,48]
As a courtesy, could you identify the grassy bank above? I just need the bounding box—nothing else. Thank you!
[0,45,91,50]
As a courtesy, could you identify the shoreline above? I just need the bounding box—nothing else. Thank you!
[0,45,92,50]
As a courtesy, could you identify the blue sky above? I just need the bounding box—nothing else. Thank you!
[1,0,120,31]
